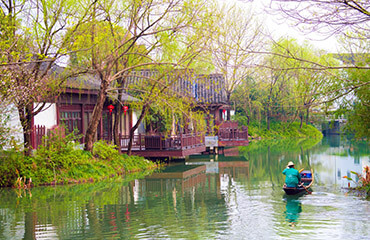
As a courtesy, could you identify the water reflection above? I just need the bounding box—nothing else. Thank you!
[0,137,369,239]
[283,196,302,227]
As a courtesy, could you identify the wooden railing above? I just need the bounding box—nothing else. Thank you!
[31,125,46,149]
[218,126,248,141]
[119,132,204,151]
[216,120,239,129]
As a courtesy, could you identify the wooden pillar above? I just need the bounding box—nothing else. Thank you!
[99,115,103,140]
[81,104,85,142]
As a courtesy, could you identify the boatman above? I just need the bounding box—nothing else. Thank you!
[283,161,301,188]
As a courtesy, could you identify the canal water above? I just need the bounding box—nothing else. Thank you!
[0,136,369,239]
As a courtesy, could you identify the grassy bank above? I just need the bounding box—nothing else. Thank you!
[235,117,323,139]
[0,133,158,188]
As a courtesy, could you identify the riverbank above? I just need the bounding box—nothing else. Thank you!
[0,136,158,188]
[247,121,323,140]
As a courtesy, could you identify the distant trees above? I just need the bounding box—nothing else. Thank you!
[268,0,369,137]
[233,38,339,130]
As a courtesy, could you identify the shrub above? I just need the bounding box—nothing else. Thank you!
[92,140,119,161]
[0,149,25,187]
[343,166,370,199]
[0,130,157,187]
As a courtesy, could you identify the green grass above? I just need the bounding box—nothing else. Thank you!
[235,116,323,140]
[0,138,157,187]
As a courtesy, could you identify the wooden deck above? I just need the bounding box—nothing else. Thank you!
[146,165,207,179]
[218,125,249,147]
[120,133,206,158]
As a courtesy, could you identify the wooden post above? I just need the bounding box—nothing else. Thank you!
[180,132,183,150]
[160,134,162,150]
[81,104,85,143]
[139,133,142,151]
[31,126,35,149]
[118,133,122,152]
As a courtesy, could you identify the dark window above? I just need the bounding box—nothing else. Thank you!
[60,111,82,134]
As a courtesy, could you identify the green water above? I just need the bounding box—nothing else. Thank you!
[1,136,369,239]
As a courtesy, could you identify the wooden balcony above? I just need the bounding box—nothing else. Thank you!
[119,132,206,158]
[217,121,249,147]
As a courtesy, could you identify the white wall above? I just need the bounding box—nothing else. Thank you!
[2,103,23,147]
[132,110,145,134]
[33,103,57,129]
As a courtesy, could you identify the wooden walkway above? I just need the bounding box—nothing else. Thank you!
[120,133,206,158]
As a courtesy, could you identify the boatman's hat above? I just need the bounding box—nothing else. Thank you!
[287,161,295,167]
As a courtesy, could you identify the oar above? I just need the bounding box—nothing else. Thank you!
[301,184,312,194]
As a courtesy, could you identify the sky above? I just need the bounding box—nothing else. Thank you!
[222,0,341,53]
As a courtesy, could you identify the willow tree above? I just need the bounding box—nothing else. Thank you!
[336,36,370,138]
[256,38,301,130]
[231,76,263,126]
[66,0,215,152]
[268,39,340,128]
[0,0,89,155]
[206,2,265,120]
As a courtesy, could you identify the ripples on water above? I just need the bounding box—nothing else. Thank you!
[0,137,369,239]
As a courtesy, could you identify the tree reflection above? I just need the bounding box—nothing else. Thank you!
[239,138,321,186]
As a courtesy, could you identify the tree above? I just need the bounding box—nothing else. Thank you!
[67,0,215,152]
[336,37,370,138]
[236,38,338,130]
[269,0,370,39]
[257,39,298,130]
[207,2,265,120]
[271,39,339,127]
[0,0,89,155]
[269,0,370,137]
[231,76,263,126]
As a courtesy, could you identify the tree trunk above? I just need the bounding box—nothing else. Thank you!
[113,101,121,150]
[299,112,303,128]
[244,109,250,125]
[18,103,33,156]
[127,103,149,155]
[84,79,109,152]
[226,92,231,121]
[305,106,310,125]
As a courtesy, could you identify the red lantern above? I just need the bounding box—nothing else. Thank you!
[107,104,114,114]
[222,109,226,113]
[122,105,128,115]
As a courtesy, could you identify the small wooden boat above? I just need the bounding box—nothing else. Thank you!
[283,169,314,195]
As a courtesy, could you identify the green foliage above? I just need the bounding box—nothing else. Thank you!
[0,134,157,187]
[338,64,370,139]
[92,140,118,161]
[0,149,26,187]
[232,38,340,135]
[343,166,370,199]
[239,137,321,183]
[235,114,323,140]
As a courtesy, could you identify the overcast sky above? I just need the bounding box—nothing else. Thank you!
[220,0,340,53]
